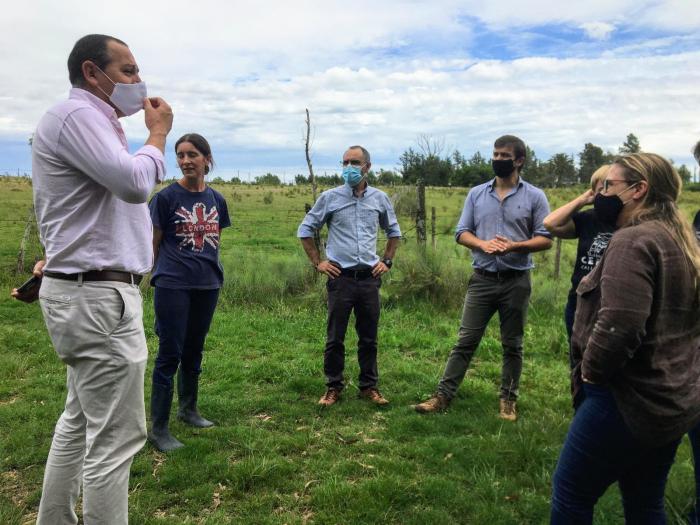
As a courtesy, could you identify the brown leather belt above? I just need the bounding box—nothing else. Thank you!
[44,270,143,285]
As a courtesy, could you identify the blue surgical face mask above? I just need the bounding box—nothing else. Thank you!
[342,165,364,187]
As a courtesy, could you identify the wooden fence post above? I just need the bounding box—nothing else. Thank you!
[416,179,426,246]
[16,205,35,274]
[431,206,436,250]
[554,237,562,280]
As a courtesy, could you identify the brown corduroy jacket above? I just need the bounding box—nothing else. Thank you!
[571,220,700,447]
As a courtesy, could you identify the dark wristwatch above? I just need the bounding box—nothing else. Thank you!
[382,258,393,269]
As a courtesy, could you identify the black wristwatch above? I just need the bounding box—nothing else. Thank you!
[382,258,393,269]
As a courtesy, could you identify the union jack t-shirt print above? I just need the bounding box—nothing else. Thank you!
[174,203,221,252]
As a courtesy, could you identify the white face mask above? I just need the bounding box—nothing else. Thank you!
[95,66,147,116]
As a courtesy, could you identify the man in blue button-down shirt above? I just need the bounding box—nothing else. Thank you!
[298,145,401,407]
[415,135,552,421]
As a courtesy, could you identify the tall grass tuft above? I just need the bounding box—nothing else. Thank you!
[389,243,471,308]
[220,252,320,306]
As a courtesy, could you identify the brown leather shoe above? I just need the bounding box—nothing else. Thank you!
[498,399,517,421]
[318,388,341,406]
[413,394,450,413]
[359,387,389,405]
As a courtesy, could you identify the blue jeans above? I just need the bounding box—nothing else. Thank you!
[152,287,220,389]
[551,383,680,524]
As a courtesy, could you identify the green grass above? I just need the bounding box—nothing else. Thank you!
[1,177,698,524]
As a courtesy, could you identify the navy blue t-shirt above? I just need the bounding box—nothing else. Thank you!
[149,182,231,289]
[570,209,616,295]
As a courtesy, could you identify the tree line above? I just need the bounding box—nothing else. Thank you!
[208,132,693,187]
[296,133,693,188]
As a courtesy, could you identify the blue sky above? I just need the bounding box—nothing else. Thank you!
[2,1,699,181]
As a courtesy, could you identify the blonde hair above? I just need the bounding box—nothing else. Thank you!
[614,153,700,291]
[589,165,609,192]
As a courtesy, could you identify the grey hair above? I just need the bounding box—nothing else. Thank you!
[348,145,370,164]
[693,140,700,164]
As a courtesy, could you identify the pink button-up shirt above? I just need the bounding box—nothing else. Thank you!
[32,88,165,274]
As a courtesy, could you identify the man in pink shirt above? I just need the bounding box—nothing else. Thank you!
[12,34,173,524]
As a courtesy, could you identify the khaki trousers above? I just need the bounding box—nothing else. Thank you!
[37,277,147,525]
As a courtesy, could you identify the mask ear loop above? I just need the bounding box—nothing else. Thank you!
[619,181,640,206]
[91,63,116,99]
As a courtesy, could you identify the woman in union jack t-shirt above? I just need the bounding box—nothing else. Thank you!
[147,133,230,452]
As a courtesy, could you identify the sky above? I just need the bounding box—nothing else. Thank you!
[2,0,700,181]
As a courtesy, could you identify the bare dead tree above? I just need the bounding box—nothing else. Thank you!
[416,134,445,158]
[303,109,322,254]
[304,108,318,202]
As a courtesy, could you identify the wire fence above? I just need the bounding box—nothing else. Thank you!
[2,177,578,281]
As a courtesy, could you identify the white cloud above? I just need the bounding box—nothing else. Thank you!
[2,0,700,174]
[580,22,616,40]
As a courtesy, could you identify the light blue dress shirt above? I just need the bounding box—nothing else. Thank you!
[455,177,551,272]
[298,184,401,269]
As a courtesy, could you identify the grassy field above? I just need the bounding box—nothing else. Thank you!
[1,177,699,524]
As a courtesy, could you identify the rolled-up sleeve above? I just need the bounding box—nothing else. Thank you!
[297,192,329,238]
[455,192,476,241]
[532,190,552,238]
[379,194,401,238]
[56,108,165,204]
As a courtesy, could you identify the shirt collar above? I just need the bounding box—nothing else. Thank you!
[342,182,373,197]
[487,176,524,191]
[69,87,118,120]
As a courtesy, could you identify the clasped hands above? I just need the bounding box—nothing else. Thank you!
[481,235,517,255]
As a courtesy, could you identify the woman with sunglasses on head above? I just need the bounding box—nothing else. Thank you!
[147,133,230,452]
[550,153,700,524]
[543,166,616,378]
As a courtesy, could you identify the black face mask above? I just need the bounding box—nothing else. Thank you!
[593,193,623,225]
[593,183,638,225]
[492,159,515,178]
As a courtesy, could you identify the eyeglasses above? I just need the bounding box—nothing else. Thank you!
[341,159,364,167]
[603,178,631,193]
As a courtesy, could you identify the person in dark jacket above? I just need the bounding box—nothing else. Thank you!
[550,152,700,524]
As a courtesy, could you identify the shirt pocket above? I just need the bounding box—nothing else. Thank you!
[576,267,601,298]
[357,206,380,236]
[572,272,601,351]
[505,204,532,233]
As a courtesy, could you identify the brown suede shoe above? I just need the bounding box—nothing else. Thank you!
[498,399,517,421]
[413,394,450,413]
[359,387,389,405]
[318,388,341,407]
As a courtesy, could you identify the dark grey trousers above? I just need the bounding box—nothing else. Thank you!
[437,271,531,401]
[324,275,381,391]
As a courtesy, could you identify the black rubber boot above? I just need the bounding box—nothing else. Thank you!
[177,369,214,428]
[148,383,184,452]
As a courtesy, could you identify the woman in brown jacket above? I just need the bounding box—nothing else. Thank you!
[550,153,700,524]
